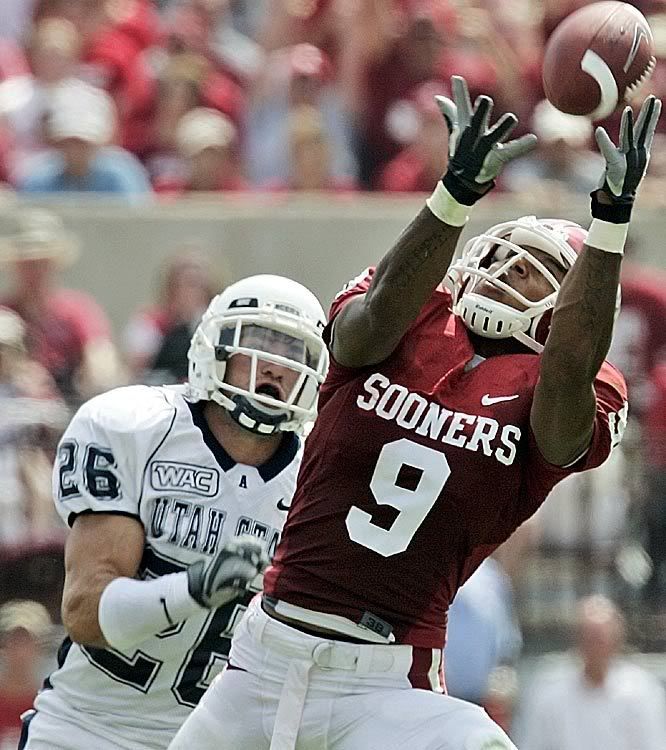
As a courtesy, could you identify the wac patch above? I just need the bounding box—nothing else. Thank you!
[150,461,219,497]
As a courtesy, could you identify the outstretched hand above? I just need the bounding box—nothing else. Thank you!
[436,76,537,205]
[592,95,662,223]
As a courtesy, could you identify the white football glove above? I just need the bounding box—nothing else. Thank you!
[187,535,269,609]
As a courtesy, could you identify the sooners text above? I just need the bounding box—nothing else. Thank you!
[357,373,521,466]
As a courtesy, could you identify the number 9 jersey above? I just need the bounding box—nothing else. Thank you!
[264,268,628,649]
[31,384,300,750]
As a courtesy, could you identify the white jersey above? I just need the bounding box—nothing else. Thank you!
[33,385,300,750]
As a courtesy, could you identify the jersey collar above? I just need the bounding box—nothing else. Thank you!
[187,401,300,481]
[257,430,300,482]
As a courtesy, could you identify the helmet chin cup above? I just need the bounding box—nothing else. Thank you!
[227,394,289,435]
[455,293,530,340]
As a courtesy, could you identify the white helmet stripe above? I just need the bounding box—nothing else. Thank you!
[508,225,578,267]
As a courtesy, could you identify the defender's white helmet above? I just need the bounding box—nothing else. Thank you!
[187,274,329,434]
[446,216,590,353]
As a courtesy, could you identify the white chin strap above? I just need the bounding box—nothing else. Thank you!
[454,293,531,340]
[211,389,292,434]
[454,293,547,353]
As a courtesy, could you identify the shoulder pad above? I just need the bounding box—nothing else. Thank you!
[76,385,179,436]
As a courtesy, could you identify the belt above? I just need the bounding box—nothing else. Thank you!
[252,597,413,675]
[247,597,414,750]
[261,596,372,644]
[261,595,394,644]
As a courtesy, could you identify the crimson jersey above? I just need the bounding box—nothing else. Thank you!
[264,269,627,648]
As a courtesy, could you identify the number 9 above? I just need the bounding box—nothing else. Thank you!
[345,438,450,557]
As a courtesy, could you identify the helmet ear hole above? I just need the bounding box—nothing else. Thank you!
[215,327,235,361]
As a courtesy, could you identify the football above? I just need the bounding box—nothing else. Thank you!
[542,1,656,120]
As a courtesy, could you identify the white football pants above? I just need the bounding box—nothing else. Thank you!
[19,709,142,750]
[168,597,516,750]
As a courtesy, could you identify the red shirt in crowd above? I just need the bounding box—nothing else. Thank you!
[2,289,112,398]
[644,363,666,468]
[607,263,666,415]
[379,147,439,193]
[0,689,34,747]
[607,263,666,468]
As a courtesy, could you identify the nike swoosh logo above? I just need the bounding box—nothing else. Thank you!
[277,498,291,511]
[481,394,519,406]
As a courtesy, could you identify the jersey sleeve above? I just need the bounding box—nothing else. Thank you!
[323,266,374,343]
[52,386,175,526]
[319,267,375,390]
[522,361,628,510]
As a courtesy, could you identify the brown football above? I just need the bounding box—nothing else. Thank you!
[542,1,656,120]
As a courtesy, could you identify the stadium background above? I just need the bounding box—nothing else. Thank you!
[0,0,665,747]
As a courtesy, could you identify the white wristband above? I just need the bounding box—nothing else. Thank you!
[98,572,203,651]
[426,182,470,227]
[586,219,628,255]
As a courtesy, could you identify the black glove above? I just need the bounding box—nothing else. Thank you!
[591,95,662,223]
[187,535,269,609]
[436,76,537,205]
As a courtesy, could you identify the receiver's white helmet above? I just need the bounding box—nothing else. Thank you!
[446,216,589,353]
[187,275,329,434]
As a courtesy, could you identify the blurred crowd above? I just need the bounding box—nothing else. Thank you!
[0,1,666,747]
[0,0,664,197]
[0,200,664,744]
[0,206,228,549]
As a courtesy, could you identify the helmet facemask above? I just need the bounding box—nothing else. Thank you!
[446,216,583,353]
[188,300,328,435]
